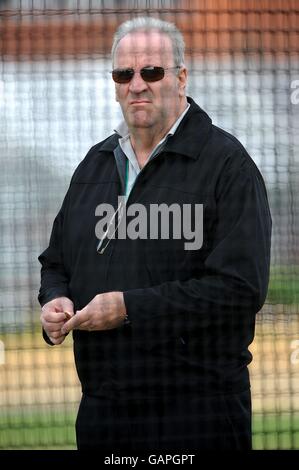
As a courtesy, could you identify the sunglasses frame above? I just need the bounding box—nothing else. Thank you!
[111,66,180,84]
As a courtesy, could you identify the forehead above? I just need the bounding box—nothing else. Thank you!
[114,31,174,66]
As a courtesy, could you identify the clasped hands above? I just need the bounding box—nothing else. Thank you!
[40,292,127,345]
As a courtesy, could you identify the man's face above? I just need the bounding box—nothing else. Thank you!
[113,31,187,130]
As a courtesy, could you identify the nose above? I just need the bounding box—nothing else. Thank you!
[128,71,148,93]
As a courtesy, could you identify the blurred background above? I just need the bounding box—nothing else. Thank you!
[0,0,298,449]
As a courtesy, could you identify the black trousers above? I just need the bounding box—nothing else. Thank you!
[76,389,252,451]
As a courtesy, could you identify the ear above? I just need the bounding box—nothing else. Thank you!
[177,66,188,97]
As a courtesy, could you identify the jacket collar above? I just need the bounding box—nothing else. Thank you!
[98,97,212,160]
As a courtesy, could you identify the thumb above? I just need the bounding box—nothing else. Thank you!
[61,309,83,334]
[63,311,73,321]
[61,301,74,319]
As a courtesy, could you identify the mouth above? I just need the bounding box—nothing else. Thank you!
[129,100,151,105]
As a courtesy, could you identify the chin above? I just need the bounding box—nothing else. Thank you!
[132,122,152,129]
[127,110,154,128]
[129,118,153,128]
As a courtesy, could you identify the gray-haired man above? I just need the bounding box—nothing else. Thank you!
[39,17,271,450]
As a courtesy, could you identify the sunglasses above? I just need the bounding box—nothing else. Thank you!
[111,66,180,84]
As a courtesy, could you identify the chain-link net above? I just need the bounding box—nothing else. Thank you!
[0,0,298,450]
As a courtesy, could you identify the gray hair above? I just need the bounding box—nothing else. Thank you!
[111,16,185,67]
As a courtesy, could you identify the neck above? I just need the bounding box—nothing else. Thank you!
[129,98,188,168]
[129,127,167,167]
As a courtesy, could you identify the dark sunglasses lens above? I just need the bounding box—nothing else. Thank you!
[141,66,165,82]
[112,69,134,83]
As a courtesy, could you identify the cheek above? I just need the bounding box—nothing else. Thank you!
[156,81,178,99]
[115,86,121,103]
[115,85,126,103]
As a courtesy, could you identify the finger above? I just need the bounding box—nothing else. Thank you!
[42,311,68,323]
[42,320,66,332]
[50,329,67,339]
[64,311,73,320]
[49,335,65,345]
[61,310,87,334]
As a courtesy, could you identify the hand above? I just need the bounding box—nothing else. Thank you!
[41,297,74,345]
[61,292,126,334]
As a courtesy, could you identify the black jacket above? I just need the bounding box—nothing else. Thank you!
[38,97,271,398]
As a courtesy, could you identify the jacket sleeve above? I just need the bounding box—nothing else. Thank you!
[123,157,272,345]
[38,144,100,309]
[38,190,71,308]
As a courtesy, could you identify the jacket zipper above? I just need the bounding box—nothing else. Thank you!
[101,149,166,291]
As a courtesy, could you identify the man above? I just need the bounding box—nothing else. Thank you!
[39,17,271,450]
